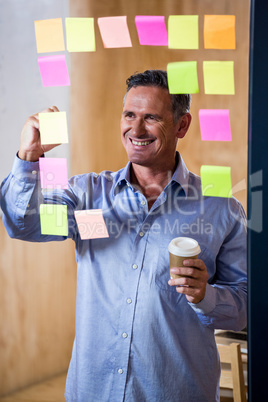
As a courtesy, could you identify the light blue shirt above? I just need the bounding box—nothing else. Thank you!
[0,153,247,402]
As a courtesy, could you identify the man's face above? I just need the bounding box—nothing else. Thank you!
[121,86,181,169]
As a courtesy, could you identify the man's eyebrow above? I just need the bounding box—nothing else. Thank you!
[122,110,135,115]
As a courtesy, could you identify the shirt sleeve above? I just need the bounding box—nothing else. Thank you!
[188,200,247,331]
[0,154,78,242]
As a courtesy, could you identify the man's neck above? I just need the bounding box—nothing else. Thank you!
[130,158,178,209]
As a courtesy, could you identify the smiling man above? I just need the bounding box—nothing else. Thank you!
[0,70,247,401]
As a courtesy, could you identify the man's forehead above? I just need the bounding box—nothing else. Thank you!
[124,86,172,110]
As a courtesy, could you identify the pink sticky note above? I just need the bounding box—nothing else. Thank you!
[38,55,70,87]
[199,109,232,141]
[135,15,168,46]
[39,157,68,189]
[74,210,109,240]
[97,16,132,48]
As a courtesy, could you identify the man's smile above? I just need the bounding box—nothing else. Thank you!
[130,138,155,146]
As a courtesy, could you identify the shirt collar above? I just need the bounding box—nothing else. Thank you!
[113,152,190,197]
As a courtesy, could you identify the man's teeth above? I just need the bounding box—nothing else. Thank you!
[132,140,153,146]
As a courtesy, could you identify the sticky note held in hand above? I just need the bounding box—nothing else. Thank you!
[40,204,68,236]
[200,165,233,198]
[39,111,69,145]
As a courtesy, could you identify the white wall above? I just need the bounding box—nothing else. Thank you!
[0,0,70,188]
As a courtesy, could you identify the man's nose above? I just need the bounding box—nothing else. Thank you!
[131,119,146,136]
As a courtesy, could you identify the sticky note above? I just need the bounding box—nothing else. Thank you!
[97,16,132,48]
[168,15,199,49]
[39,157,68,189]
[34,18,65,53]
[40,204,68,236]
[203,61,235,95]
[39,111,69,145]
[75,210,109,240]
[65,18,96,52]
[199,109,232,141]
[38,55,70,87]
[167,61,199,94]
[204,15,236,49]
[135,16,168,46]
[200,166,233,198]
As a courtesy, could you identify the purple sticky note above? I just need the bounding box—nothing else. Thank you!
[38,55,70,87]
[39,157,68,189]
[199,109,232,141]
[135,15,168,46]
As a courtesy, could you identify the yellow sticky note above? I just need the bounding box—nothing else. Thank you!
[168,15,199,49]
[40,204,68,236]
[167,61,199,94]
[39,111,69,145]
[200,166,232,198]
[204,15,236,49]
[34,18,65,53]
[203,61,235,95]
[65,18,96,52]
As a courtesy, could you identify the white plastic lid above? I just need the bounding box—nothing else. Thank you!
[168,237,201,257]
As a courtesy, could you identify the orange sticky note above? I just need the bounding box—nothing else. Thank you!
[74,210,109,240]
[204,15,236,49]
[97,16,132,48]
[34,18,65,53]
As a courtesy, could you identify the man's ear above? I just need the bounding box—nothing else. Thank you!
[176,113,192,139]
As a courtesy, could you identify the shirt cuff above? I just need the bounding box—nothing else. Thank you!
[13,152,41,181]
[188,284,216,315]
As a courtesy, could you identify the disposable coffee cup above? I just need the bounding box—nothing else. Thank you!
[168,237,201,279]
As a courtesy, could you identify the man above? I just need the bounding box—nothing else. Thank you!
[0,70,247,401]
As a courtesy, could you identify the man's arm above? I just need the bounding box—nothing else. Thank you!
[169,201,247,331]
[0,107,77,242]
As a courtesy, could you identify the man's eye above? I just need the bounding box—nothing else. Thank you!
[147,115,156,121]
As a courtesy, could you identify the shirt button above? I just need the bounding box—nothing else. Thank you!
[132,264,138,270]
[122,332,128,338]
[127,298,132,304]
[141,200,146,206]
[139,231,144,237]
[32,170,37,175]
[118,368,123,374]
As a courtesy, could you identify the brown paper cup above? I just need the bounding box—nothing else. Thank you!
[169,252,199,279]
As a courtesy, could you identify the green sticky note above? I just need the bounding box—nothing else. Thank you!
[39,111,69,145]
[168,15,199,49]
[65,18,95,52]
[203,61,235,95]
[200,166,233,198]
[167,61,199,94]
[40,204,68,236]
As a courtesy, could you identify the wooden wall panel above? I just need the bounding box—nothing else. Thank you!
[0,221,76,396]
[70,0,249,210]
